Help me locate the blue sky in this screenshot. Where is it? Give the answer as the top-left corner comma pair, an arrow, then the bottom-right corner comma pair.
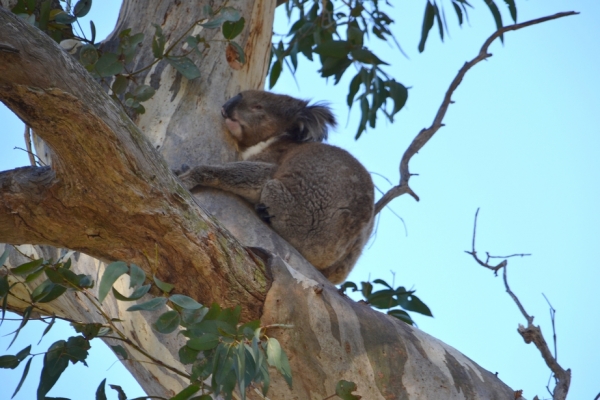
1,1 -> 599,399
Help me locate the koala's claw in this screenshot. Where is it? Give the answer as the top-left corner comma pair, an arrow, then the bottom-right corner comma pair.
256,204 -> 274,224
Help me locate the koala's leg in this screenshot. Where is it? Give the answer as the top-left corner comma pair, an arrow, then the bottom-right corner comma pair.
178,162 -> 276,204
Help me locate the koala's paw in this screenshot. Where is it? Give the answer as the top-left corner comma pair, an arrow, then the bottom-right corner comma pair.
255,203 -> 274,224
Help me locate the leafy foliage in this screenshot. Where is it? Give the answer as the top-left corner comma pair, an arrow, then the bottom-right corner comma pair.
0,251 -> 293,399
340,277 -> 432,325
272,0 -> 519,138
9,1 -> 247,116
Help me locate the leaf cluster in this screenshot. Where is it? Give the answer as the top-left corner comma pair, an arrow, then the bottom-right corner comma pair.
272,0 -> 519,138
340,278 -> 433,325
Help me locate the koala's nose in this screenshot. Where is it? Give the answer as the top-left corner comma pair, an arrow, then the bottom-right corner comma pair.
222,93 -> 242,118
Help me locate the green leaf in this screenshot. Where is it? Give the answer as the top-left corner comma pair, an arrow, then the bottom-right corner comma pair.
387,80 -> 408,116
79,44 -> 98,66
350,48 -> 388,65
266,337 -> 292,388
98,261 -> 128,303
32,280 -> 67,303
7,306 -> 32,349
339,281 -> 358,294
65,335 -> 91,363
170,294 -> 202,310
372,278 -> 392,289
96,378 -> 107,400
347,72 -> 362,107
54,12 -> 76,24
178,345 -> 200,365
314,40 -> 352,58
0,355 -> 19,369
152,24 -> 166,58
367,289 -> 399,309
38,314 -> 56,344
90,20 -> 96,43
452,2 -> 463,25
484,0 -> 504,42
181,306 -> 209,326
112,284 -> 151,301
418,1 -> 436,53
0,275 -> 9,298
170,385 -> 200,400
222,17 -> 245,40
129,264 -> 146,287
503,0 -> 517,22
37,340 -> 69,398
110,345 -> 128,360
360,281 -> 373,298
112,75 -> 128,95
187,333 -> 220,351
72,322 -> 103,339
219,7 -> 241,22
94,52 -> 124,77
397,294 -> 433,316
109,384 -> 127,400
11,356 -> 32,398
165,56 -> 201,80
10,258 -> 44,276
387,309 -> 414,325
153,310 -> 180,334
233,342 -> 247,399
0,249 -> 8,267
269,60 -> 282,89
127,297 -> 168,312
153,275 -> 174,293
73,0 -> 92,18
336,379 -> 360,400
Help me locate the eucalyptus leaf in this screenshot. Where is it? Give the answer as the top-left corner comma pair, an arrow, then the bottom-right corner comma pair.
170,294 -> 202,310
127,297 -> 167,312
165,56 -> 201,80
128,264 -> 146,288
153,275 -> 174,293
94,52 -> 124,77
96,378 -> 107,400
11,356 -> 32,398
153,310 -> 180,334
98,261 -> 128,303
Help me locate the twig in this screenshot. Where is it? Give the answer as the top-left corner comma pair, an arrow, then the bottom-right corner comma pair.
374,11 -> 579,215
24,125 -> 36,166
465,209 -> 571,400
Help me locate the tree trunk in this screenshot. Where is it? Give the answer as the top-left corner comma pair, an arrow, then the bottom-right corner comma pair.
0,2 -> 516,398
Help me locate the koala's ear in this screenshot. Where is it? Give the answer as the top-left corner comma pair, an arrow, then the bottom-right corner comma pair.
290,103 -> 337,142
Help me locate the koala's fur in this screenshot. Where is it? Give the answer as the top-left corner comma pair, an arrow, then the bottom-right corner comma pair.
178,90 -> 374,283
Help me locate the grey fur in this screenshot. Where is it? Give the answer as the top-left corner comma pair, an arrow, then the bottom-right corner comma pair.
179,91 -> 374,284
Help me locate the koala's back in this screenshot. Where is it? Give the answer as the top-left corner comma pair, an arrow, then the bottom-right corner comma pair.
254,141 -> 374,283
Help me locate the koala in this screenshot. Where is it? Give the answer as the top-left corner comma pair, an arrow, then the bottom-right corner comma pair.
178,90 -> 374,284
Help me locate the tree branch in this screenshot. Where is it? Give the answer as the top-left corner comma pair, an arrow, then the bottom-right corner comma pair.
375,11 -> 579,215
466,209 -> 571,400
0,8 -> 268,320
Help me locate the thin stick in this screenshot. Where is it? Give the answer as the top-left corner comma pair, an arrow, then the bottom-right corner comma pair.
375,11 -> 579,215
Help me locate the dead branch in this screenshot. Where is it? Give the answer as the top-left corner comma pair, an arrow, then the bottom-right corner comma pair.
374,11 -> 579,215
465,208 -> 571,400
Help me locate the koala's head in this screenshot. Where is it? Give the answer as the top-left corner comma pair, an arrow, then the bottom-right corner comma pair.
221,90 -> 337,149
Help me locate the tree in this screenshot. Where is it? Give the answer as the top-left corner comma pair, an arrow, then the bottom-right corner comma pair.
0,0 -> 588,399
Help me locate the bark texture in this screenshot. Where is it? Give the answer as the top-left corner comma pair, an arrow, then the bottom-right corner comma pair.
0,2 -> 516,398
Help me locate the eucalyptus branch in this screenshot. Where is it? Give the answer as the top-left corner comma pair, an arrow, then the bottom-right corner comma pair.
465,208 -> 571,400
79,289 -> 191,380
374,11 -> 579,215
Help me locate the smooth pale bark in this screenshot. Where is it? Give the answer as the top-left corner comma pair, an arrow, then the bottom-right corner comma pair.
0,2 -> 516,399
